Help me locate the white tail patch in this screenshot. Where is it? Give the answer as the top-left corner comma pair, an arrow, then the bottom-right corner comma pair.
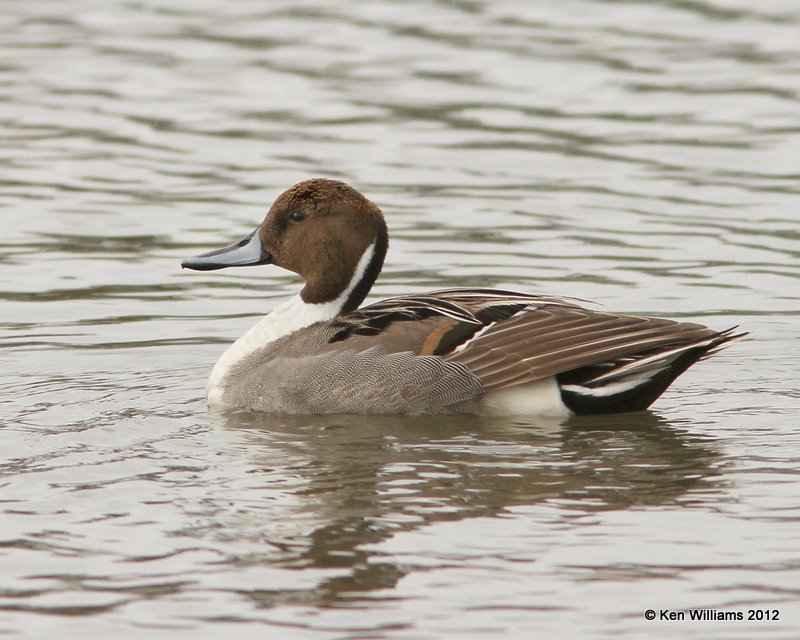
481,376 -> 572,417
561,368 -> 664,398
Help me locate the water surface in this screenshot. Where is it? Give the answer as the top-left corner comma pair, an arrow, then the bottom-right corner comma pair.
2,1 -> 800,638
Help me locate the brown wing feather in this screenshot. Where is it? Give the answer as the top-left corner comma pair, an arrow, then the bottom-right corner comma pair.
324,315 -> 461,355
444,305 -> 718,392
335,290 -> 730,394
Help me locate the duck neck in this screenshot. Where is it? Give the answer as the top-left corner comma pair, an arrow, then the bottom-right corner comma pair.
206,231 -> 387,403
299,224 -> 387,314
342,225 -> 388,313
208,237 -> 384,396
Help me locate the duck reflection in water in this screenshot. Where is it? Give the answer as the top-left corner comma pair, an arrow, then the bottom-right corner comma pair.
204,411 -> 722,606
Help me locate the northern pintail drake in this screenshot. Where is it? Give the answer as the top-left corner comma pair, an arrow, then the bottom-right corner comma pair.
182,178 -> 745,416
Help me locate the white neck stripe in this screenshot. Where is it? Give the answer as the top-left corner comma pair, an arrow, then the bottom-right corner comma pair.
206,241 -> 377,405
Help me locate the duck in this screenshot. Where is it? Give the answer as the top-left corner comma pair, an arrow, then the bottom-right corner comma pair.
181,178 -> 745,416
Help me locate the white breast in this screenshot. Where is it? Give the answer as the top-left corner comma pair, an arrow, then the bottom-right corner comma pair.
206,242 -> 376,407
206,294 -> 335,405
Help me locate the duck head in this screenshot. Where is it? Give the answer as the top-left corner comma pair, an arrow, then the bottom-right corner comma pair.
182,178 -> 388,312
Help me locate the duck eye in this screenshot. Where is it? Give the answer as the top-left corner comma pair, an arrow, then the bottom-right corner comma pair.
290,211 -> 306,222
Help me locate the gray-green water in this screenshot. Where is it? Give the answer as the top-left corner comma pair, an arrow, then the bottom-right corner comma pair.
2,1 -> 799,638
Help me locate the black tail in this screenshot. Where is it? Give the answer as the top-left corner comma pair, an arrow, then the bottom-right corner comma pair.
557,328 -> 747,415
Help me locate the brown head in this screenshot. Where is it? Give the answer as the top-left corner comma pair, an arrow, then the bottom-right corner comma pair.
182,179 -> 388,312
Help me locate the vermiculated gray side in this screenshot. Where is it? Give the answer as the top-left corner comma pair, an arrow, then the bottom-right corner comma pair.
220,326 -> 484,414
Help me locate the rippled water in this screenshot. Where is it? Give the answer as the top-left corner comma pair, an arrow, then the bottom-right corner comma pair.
2,1 -> 800,638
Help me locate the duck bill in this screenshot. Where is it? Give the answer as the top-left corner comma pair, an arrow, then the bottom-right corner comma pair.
181,228 -> 272,271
